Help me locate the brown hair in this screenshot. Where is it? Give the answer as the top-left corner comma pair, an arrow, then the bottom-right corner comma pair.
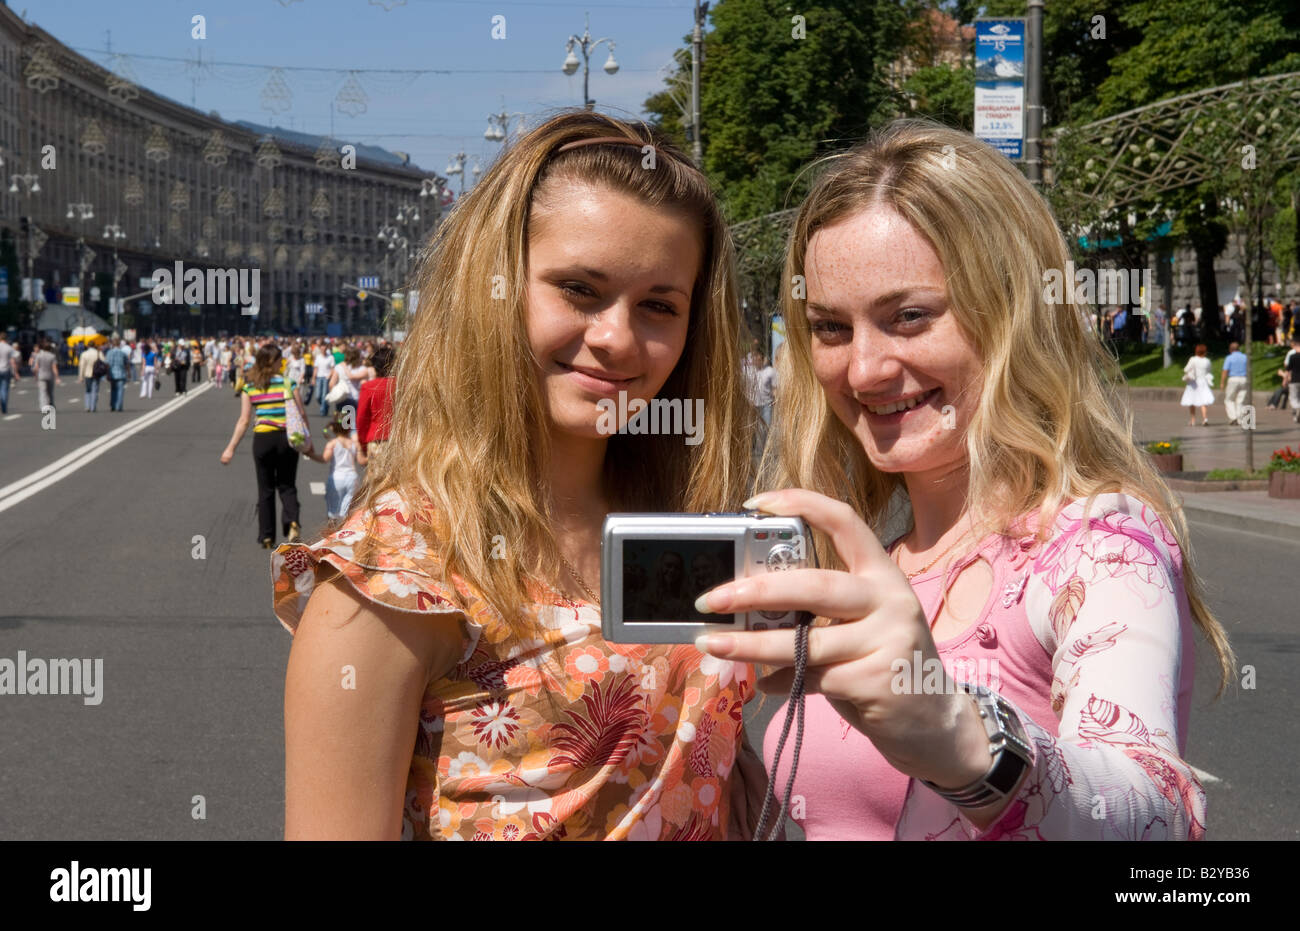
248,343 -> 283,391
1194,344 -> 1208,357
350,109 -> 756,643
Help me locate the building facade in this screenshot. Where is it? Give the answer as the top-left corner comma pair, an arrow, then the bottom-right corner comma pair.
0,2 -> 446,337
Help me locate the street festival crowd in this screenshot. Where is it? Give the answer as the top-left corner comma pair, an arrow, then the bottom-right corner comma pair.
7,114 -> 1300,842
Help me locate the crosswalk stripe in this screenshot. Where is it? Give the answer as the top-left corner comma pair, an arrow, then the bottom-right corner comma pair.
309,482 -> 325,495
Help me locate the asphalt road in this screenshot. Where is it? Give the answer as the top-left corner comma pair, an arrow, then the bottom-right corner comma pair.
0,379 -> 1295,839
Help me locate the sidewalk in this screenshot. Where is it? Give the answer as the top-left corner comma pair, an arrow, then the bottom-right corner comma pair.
1128,388 -> 1300,543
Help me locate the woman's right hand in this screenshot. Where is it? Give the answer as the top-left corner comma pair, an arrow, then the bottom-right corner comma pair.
220,448 -> 234,465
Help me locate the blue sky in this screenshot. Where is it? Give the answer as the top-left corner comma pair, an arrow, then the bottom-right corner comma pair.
18,0 -> 698,177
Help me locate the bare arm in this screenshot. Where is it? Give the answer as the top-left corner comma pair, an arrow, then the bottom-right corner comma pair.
284,575 -> 463,839
221,393 -> 253,463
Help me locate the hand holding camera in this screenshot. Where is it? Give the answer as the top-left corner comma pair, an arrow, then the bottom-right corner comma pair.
690,488 -> 991,791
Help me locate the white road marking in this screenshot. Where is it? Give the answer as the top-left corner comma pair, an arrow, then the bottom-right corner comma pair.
3,414 -> 19,421
309,482 -> 325,495
16,389 -> 28,395
0,382 -> 214,515
1190,765 -> 1221,785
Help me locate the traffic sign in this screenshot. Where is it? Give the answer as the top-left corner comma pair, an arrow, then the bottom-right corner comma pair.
305,302 -> 325,315
358,276 -> 379,290
356,290 -> 368,301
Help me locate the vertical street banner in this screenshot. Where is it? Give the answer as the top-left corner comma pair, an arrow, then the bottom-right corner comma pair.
974,19 -> 1026,160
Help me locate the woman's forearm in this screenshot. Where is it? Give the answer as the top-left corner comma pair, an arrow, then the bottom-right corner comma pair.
226,420 -> 250,451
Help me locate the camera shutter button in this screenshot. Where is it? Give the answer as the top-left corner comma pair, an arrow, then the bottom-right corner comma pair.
765,544 -> 798,571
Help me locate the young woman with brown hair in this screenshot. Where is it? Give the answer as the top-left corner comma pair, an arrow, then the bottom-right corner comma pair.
271,111 -> 765,840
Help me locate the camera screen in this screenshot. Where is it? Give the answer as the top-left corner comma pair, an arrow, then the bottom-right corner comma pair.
621,539 -> 735,623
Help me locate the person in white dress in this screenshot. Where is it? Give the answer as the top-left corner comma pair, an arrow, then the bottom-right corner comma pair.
1181,343 -> 1215,425
305,412 -> 360,525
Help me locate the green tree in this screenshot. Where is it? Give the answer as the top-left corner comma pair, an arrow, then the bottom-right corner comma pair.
646,0 -> 900,222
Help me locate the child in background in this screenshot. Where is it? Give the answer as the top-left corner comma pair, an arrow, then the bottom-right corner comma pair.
306,412 -> 360,525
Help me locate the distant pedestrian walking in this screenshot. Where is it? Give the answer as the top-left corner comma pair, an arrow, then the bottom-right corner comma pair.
78,343 -> 105,412
31,340 -> 62,412
1285,337 -> 1300,424
306,412 -> 360,524
1181,344 -> 1215,426
139,343 -> 157,399
1221,341 -> 1249,425
171,341 -> 190,395
104,337 -> 130,412
0,333 -> 20,414
221,342 -> 303,548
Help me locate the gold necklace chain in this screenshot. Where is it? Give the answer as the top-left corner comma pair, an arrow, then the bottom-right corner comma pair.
558,554 -> 600,605
892,528 -> 972,581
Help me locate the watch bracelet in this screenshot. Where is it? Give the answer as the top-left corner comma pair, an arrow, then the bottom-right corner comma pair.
919,685 -> 1031,809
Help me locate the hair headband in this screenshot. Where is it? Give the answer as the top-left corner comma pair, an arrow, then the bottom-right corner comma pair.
553,134 -> 698,170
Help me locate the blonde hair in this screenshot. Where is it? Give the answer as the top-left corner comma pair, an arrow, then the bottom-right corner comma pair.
764,118 -> 1235,697
352,109 -> 756,642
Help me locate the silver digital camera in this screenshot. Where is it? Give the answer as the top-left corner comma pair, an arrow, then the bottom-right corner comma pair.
600,512 -> 811,644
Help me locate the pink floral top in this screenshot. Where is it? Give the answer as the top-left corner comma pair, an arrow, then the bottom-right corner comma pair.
764,493 -> 1206,840
271,491 -> 756,840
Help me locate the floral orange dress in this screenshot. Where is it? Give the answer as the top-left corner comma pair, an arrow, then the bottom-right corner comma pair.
271,491 -> 758,840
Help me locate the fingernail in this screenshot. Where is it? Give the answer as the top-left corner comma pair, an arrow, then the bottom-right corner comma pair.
742,493 -> 771,510
696,587 -> 734,613
694,634 -> 734,656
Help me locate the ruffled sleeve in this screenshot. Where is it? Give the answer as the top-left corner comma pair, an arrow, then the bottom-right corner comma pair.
896,493 -> 1206,840
270,491 -> 485,663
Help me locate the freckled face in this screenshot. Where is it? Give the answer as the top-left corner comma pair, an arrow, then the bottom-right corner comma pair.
804,206 -> 982,475
526,183 -> 701,441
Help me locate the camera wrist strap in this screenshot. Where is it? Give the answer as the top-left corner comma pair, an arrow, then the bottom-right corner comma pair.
753,611 -> 814,842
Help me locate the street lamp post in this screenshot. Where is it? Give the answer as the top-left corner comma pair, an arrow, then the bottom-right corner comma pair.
444,153 -> 481,199
446,152 -> 467,198
104,222 -> 126,335
11,172 -> 41,319
562,14 -> 619,110
485,101 -> 526,148
67,201 -> 95,336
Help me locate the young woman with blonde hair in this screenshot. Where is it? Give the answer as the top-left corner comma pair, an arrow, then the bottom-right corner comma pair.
695,119 -> 1235,840
271,110 -> 764,840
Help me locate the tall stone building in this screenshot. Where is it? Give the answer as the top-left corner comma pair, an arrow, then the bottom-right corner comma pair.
0,3 -> 447,337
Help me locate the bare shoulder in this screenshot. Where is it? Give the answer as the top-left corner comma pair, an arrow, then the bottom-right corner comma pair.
295,572 -> 464,686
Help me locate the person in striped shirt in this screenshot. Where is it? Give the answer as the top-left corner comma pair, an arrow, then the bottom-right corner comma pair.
221,342 -> 304,548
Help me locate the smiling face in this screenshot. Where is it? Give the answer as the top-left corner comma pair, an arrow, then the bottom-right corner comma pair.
803,205 -> 983,476
526,183 -> 701,442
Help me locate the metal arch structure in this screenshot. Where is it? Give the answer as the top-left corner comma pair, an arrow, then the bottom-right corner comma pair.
726,72 -> 1300,340
1050,71 -> 1300,212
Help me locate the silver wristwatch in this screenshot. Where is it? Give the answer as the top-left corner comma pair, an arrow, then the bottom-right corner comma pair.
920,684 -> 1032,809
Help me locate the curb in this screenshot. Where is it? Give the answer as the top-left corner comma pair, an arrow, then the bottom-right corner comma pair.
1175,494 -> 1300,544
1127,387 -> 1277,404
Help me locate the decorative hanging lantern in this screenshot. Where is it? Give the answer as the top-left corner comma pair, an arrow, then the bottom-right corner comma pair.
334,72 -> 368,117
255,136 -> 282,170
260,68 -> 292,115
169,181 -> 190,212
123,175 -> 144,206
202,130 -> 229,167
263,187 -> 285,218
81,119 -> 108,156
215,187 -> 235,216
144,126 -> 170,162
24,44 -> 59,94
106,55 -> 140,104
309,188 -> 331,219
314,139 -> 340,169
